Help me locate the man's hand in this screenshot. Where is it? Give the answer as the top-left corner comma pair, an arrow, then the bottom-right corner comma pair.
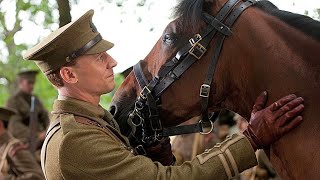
243,91 -> 304,151
145,137 -> 175,165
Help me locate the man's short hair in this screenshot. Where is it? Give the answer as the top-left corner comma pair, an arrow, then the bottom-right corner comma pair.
46,59 -> 77,87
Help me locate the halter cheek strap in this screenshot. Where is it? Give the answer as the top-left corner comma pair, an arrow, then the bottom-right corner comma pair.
128,0 -> 256,150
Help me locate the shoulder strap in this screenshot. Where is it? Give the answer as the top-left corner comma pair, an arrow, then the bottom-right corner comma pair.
41,119 -> 61,179
0,138 -> 20,172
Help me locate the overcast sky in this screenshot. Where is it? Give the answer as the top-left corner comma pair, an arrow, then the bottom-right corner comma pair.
4,0 -> 320,73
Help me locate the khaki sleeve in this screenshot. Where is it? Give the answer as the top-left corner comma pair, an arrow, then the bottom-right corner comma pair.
59,127 -> 257,180
4,143 -> 44,180
7,116 -> 30,143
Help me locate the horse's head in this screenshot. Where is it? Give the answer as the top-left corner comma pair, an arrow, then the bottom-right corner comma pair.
111,0 -> 320,178
111,0 -> 261,134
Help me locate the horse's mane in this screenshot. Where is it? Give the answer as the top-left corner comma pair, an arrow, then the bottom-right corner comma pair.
174,0 -> 320,41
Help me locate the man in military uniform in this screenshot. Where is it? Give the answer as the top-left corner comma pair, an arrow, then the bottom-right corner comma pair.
6,70 -> 49,148
0,107 -> 44,179
24,10 -> 304,179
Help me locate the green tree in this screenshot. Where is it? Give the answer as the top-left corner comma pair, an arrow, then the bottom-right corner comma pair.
0,0 -> 124,111
0,0 -> 57,109
57,0 -> 72,27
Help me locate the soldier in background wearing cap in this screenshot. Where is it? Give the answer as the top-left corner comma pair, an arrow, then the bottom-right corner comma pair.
0,107 -> 44,180
23,10 -> 304,179
6,70 -> 49,151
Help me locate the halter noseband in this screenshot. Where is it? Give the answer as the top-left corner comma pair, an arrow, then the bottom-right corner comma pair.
127,0 -> 256,154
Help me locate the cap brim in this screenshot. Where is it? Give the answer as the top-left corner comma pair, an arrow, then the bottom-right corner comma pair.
18,70 -> 39,76
85,39 -> 114,55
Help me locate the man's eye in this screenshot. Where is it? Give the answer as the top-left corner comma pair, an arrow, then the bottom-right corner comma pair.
163,34 -> 177,45
97,54 -> 104,61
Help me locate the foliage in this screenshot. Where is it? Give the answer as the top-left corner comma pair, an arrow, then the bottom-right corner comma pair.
0,0 -> 57,109
0,0 -> 125,112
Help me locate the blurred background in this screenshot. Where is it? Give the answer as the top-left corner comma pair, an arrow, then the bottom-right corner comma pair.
0,0 -> 319,110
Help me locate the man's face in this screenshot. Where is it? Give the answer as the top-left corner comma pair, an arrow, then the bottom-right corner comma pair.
72,52 -> 117,95
18,79 -> 35,94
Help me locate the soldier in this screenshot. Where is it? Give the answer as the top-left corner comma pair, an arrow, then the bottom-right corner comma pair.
6,70 -> 49,150
0,107 -> 44,179
24,10 -> 304,179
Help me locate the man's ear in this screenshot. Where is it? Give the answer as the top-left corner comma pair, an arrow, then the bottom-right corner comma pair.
60,67 -> 78,84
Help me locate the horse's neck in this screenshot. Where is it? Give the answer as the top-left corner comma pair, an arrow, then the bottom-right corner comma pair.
215,8 -> 320,119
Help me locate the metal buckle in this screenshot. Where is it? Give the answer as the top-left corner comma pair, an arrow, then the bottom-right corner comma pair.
189,34 -> 207,60
199,120 -> 214,135
129,110 -> 143,127
135,145 -> 147,155
189,34 -> 202,45
200,84 -> 210,97
139,86 -> 151,100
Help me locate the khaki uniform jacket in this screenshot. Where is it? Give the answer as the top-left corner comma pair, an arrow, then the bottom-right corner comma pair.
42,96 -> 257,180
6,91 -> 49,143
0,132 -> 44,180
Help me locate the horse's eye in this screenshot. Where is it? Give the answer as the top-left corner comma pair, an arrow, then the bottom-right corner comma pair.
163,34 -> 177,45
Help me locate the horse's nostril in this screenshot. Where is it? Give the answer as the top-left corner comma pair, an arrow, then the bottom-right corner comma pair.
109,105 -> 118,116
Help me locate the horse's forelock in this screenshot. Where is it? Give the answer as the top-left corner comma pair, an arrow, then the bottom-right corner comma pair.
174,0 -> 213,33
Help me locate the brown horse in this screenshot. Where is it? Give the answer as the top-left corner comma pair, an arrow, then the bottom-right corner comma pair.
111,0 -> 320,179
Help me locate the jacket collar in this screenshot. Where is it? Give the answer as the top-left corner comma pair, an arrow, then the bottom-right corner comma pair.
52,95 -> 120,131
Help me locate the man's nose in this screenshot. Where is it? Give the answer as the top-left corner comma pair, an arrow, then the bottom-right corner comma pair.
111,58 -> 118,68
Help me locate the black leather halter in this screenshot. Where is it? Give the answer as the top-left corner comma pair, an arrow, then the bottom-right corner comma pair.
127,0 -> 256,153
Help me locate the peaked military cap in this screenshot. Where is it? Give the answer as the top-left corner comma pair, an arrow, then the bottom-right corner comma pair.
0,107 -> 16,122
23,9 -> 114,75
17,70 -> 38,81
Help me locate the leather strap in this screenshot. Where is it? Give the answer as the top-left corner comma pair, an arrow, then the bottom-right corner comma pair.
41,119 -> 61,179
133,62 -> 149,89
128,0 -> 256,146
201,34 -> 226,122
0,139 -> 20,172
66,34 -> 102,62
152,0 -> 240,98
162,123 -> 203,137
201,0 -> 255,122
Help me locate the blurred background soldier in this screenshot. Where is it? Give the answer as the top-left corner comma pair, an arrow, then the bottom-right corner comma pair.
6,70 -> 49,160
215,110 -> 238,142
0,107 -> 44,180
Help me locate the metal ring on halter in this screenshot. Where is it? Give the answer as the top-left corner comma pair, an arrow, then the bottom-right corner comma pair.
135,101 -> 144,111
199,120 -> 214,135
155,132 -> 163,141
129,111 -> 144,127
